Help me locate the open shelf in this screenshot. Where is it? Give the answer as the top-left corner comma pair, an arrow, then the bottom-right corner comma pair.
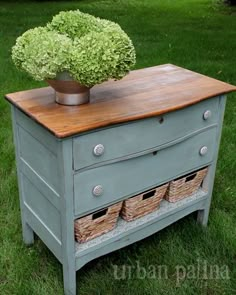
75,189 -> 208,259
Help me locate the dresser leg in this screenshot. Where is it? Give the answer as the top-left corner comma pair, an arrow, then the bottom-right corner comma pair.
58,140 -> 78,295
63,265 -> 76,295
197,208 -> 209,227
22,221 -> 34,245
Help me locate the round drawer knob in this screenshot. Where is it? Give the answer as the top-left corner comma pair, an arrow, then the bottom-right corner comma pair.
93,144 -> 105,156
199,146 -> 208,156
203,110 -> 212,120
92,185 -> 103,196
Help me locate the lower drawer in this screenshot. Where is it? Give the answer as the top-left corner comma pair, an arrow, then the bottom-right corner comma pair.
74,127 -> 217,216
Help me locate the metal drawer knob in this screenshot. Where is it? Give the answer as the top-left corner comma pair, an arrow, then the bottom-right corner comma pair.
199,146 -> 208,156
93,144 -> 105,156
203,110 -> 212,120
92,185 -> 103,196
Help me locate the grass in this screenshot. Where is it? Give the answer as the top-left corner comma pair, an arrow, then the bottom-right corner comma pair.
0,0 -> 236,294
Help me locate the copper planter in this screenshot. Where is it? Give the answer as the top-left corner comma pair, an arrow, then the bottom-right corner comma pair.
47,73 -> 90,106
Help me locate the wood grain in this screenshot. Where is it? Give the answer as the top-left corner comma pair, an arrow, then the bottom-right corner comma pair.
5,64 -> 236,138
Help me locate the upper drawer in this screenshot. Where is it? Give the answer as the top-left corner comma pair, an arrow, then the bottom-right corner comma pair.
74,127 -> 217,216
73,97 -> 219,170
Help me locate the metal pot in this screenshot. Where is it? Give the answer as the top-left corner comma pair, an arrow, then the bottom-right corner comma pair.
47,72 -> 91,106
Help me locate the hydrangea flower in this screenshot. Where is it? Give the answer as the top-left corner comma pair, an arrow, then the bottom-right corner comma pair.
12,10 -> 136,87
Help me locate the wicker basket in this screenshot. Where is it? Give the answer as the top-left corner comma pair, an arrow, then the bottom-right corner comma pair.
165,167 -> 208,203
74,201 -> 122,243
121,183 -> 168,222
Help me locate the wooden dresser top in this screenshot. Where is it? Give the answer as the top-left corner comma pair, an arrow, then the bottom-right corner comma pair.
5,64 -> 236,138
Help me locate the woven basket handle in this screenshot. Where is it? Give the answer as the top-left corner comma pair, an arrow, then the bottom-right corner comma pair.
142,189 -> 156,200
92,208 -> 108,220
185,172 -> 197,183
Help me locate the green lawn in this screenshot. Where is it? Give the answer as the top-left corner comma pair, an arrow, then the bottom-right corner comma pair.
0,0 -> 236,294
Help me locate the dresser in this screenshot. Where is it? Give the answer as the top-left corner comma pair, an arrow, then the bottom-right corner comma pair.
5,64 -> 236,295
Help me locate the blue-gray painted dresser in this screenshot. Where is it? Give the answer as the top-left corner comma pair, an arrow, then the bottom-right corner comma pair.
5,64 -> 236,295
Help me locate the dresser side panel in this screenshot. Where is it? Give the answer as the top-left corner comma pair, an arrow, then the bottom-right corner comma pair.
12,107 -> 63,262
17,123 -> 60,193
15,108 -> 58,153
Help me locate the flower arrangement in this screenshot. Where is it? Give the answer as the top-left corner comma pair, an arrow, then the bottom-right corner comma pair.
12,10 -> 136,87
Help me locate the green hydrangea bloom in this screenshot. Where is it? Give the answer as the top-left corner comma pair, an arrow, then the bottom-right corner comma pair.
47,10 -> 124,40
12,27 -> 73,80
70,30 -> 135,86
12,10 -> 136,86
47,10 -> 101,39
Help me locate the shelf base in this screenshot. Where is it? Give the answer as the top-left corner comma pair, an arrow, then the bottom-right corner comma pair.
75,189 -> 208,270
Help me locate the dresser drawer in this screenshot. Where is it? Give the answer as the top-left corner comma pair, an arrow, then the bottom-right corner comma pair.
73,97 -> 219,170
74,127 -> 217,216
